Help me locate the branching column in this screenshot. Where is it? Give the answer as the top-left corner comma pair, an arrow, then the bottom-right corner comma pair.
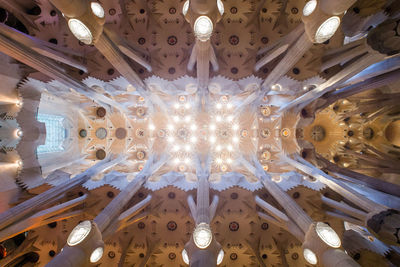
283,154 -> 400,246
184,157 -> 221,267
0,156 -> 123,231
240,157 -> 359,266
46,155 -> 166,267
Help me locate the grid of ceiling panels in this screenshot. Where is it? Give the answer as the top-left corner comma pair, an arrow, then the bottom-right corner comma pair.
36,114 -> 66,154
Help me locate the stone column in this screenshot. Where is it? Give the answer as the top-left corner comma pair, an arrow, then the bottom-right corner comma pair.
0,156 -> 123,231
242,157 -> 359,266
46,155 -> 166,267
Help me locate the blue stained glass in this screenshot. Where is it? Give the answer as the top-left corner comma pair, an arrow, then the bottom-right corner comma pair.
36,114 -> 66,154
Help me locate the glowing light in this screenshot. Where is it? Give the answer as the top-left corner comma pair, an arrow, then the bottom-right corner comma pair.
179,164 -> 187,172
190,136 -> 197,143
173,116 -> 180,122
174,103 -> 180,109
174,158 -> 180,164
148,124 -> 155,131
184,144 -> 191,152
226,158 -> 232,164
185,116 -> 191,122
168,136 -> 175,143
216,145 -> 222,152
194,16 -> 213,42
173,145 -> 180,152
90,247 -> 104,263
217,249 -> 224,265
179,95 -> 186,102
167,124 -> 174,131
227,115 -> 233,122
16,130 -> 23,138
315,16 -> 341,43
190,124 -> 197,131
271,84 -> 282,91
182,249 -> 189,265
67,221 -> 92,246
216,158 -> 222,164
91,2 -> 105,18
303,248 -> 317,265
315,222 -> 341,248
232,124 -> 239,131
220,164 -> 228,172
209,136 -> 216,143
182,0 -> 189,16
303,0 -> 317,16
216,115 -> 222,122
232,136 -> 239,143
15,100 -> 22,107
227,145 -> 233,151
184,158 -> 190,164
68,19 -> 93,45
281,128 -> 290,137
184,103 -> 191,109
217,0 -> 224,15
227,103 -> 233,109
210,124 -> 216,131
216,103 -> 222,109
193,223 -> 212,249
16,160 -> 23,167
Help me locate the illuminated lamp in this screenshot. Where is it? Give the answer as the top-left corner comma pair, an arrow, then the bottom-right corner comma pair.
194,16 -> 213,42
67,220 -> 92,246
193,222 -> 213,249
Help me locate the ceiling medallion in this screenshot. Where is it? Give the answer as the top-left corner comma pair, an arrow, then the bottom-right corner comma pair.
260,106 -> 271,117
281,128 -> 291,137
95,127 -> 107,139
136,107 -> 146,117
136,150 -> 146,160
136,128 -> 146,138
261,128 -> 271,138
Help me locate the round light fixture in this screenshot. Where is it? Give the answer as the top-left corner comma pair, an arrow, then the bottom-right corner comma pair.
217,0 -> 224,15
67,220 -> 92,246
68,19 -> 93,45
16,130 -> 23,138
217,249 -> 224,265
91,2 -> 105,18
315,16 -> 340,43
303,248 -> 317,265
193,222 -> 213,249
315,222 -> 341,248
303,0 -> 317,16
181,249 -> 189,265
194,16 -> 213,42
90,247 -> 104,263
182,0 -> 189,16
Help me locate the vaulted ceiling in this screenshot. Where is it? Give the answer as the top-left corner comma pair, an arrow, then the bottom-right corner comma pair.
0,0 -> 399,266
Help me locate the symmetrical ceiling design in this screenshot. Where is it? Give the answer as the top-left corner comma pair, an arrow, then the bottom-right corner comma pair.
0,0 -> 399,266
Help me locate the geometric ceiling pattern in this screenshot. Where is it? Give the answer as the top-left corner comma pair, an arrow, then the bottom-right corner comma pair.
0,0 -> 399,266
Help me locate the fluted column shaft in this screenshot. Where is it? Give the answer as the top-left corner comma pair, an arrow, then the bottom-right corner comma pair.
260,175 -> 313,233
196,40 -> 211,90
94,174 -> 147,232
196,174 -> 210,224
0,157 -> 122,231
